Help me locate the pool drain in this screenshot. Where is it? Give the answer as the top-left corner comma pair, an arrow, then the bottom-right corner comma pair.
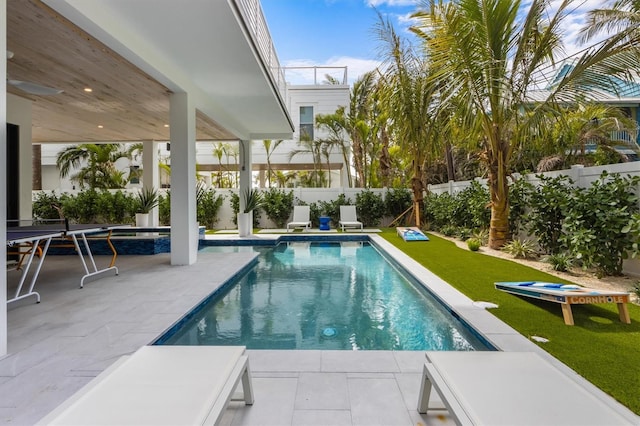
322,327 -> 337,337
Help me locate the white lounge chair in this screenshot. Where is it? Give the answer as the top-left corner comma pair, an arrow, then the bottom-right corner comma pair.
287,205 -> 311,232
38,345 -> 254,426
339,205 -> 363,232
418,351 -> 634,425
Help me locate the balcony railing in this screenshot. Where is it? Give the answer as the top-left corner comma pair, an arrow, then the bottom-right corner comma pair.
235,0 -> 287,100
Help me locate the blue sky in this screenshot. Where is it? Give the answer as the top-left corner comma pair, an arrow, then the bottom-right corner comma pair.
261,0 -> 601,85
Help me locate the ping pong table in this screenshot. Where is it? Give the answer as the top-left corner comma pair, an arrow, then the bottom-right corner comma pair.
7,226 -> 64,304
6,221 -> 123,304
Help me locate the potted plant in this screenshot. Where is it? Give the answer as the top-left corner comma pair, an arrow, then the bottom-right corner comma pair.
238,188 -> 263,237
135,187 -> 159,227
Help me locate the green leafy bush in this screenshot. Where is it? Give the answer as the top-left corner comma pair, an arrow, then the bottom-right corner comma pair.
561,172 -> 640,276
453,181 -> 490,229
262,188 -> 294,228
440,224 -> 457,237
508,177 -> 534,236
384,187 -> 412,224
319,194 -> 352,226
524,175 -> 573,254
158,192 -> 171,225
355,190 -> 385,227
196,187 -> 225,229
32,191 -> 63,220
424,192 -> 456,230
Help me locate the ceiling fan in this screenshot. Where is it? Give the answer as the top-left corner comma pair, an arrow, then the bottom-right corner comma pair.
6,50 -> 64,95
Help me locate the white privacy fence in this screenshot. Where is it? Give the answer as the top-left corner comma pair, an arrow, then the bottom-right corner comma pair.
428,163 -> 640,195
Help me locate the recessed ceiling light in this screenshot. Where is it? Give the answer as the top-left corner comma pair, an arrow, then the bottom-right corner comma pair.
164,124 -> 170,128
84,87 -> 93,92
97,125 -> 104,129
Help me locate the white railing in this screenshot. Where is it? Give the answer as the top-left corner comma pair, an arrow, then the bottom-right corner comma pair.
234,0 -> 287,100
282,66 -> 349,85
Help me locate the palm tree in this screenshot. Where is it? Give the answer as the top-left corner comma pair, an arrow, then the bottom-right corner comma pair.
375,15 -> 442,227
411,0 -> 639,248
56,143 -> 133,189
289,135 -> 325,187
262,139 -> 283,188
579,0 -> 640,46
315,109 -> 353,187
347,72 -> 378,187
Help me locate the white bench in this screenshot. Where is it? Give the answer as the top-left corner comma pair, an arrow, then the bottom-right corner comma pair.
418,351 -> 634,425
38,345 -> 254,426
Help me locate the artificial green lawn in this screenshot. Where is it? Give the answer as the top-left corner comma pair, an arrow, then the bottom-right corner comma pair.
380,229 -> 640,415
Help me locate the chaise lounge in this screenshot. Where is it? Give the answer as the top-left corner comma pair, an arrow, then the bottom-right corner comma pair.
38,345 -> 254,425
338,205 -> 363,232
287,205 -> 311,232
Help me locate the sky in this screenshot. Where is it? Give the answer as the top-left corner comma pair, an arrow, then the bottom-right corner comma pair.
260,0 -> 606,85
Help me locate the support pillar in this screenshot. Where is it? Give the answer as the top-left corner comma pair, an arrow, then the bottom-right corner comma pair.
143,140 -> 159,226
169,93 -> 197,265
1,0 -> 8,357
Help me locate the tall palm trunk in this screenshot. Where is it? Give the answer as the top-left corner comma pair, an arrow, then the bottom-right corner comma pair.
487,138 -> 510,249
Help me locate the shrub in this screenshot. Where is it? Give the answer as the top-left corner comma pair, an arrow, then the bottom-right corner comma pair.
457,228 -> 473,241
440,225 -> 457,237
544,252 -> 574,272
384,187 -> 412,224
466,238 -> 481,251
158,192 -> 171,225
473,229 -> 489,246
561,172 -> 640,276
196,188 -> 225,229
508,176 -> 534,236
355,190 -> 385,227
319,194 -> 352,226
501,239 -> 537,259
453,181 -> 490,229
424,192 -> 456,230
524,175 -> 573,254
262,188 -> 294,228
32,191 -> 62,221
60,189 -> 101,223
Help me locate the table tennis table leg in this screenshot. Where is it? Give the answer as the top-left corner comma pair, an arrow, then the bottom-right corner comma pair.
8,237 -> 52,304
71,232 -> 118,288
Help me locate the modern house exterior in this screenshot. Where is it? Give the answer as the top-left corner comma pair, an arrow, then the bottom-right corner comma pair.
2,0 -> 296,357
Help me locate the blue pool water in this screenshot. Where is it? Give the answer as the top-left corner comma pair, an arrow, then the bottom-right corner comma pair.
157,241 -> 491,351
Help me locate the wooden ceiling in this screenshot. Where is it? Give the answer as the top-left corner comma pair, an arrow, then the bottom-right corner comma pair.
7,0 -> 237,143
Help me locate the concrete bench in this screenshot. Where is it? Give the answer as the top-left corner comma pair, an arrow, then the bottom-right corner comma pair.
418,351 -> 634,425
38,345 -> 254,425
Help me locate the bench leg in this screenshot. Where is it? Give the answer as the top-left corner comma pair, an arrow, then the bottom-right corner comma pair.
561,304 -> 574,325
417,363 -> 433,414
242,362 -> 254,405
618,302 -> 631,324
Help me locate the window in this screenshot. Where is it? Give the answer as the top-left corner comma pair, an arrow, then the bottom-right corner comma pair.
299,106 -> 314,140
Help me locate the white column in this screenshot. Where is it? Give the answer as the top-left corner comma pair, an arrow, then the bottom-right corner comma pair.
143,140 -> 159,226
169,93 -> 197,265
238,140 -> 252,212
1,0 -> 8,357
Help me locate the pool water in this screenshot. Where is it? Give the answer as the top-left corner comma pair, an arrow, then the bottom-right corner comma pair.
158,241 -> 490,351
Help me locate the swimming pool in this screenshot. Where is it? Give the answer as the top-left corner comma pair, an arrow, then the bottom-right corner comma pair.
156,241 -> 491,351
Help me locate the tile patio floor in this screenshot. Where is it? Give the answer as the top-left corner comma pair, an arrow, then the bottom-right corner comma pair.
2,239 -> 638,425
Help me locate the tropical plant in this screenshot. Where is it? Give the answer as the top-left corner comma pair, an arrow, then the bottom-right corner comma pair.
135,187 -> 159,213
315,110 -> 352,187
376,17 -> 441,227
241,188 -> 263,213
56,143 -> 134,189
262,188 -> 294,228
501,239 -> 537,259
524,175 -> 574,254
32,191 -> 63,220
289,136 -> 325,187
196,186 -> 224,229
544,252 -> 574,272
466,238 -> 481,251
560,172 -> 640,276
158,192 -> 171,225
385,187 -> 413,225
412,0 -> 640,249
262,139 -> 283,188
355,190 -> 385,227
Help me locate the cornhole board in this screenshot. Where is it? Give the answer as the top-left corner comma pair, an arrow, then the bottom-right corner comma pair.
495,281 -> 631,326
397,227 -> 429,241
